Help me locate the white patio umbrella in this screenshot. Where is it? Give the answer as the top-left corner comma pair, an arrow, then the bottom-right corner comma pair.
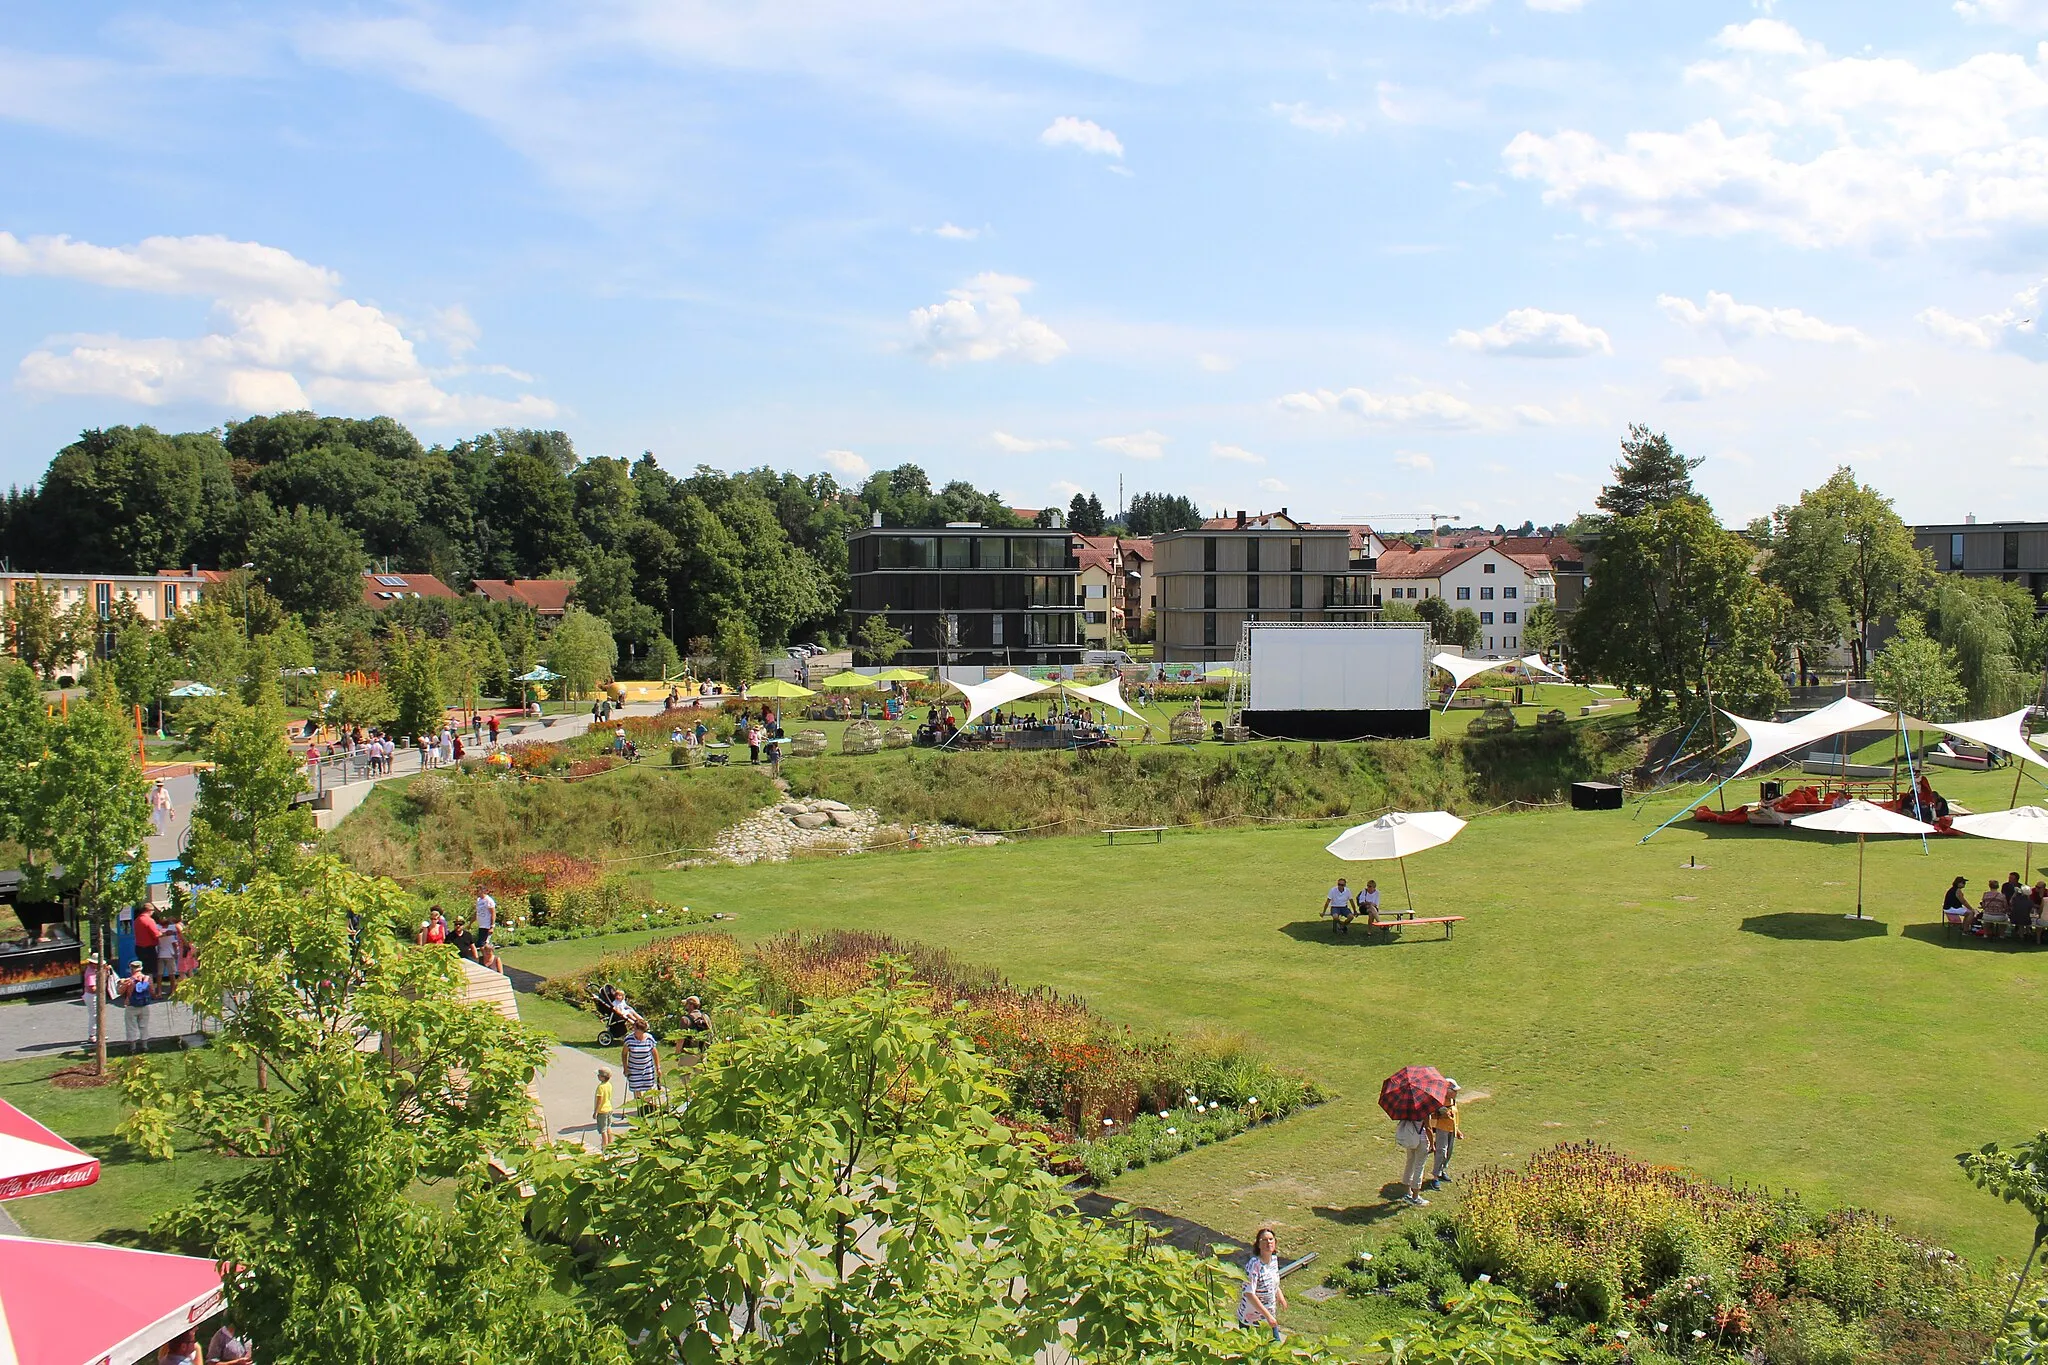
1325,810 -> 1468,915
1788,800 -> 1937,920
1950,805 -> 2048,881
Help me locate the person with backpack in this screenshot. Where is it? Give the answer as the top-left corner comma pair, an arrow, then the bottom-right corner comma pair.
1394,1113 -> 1431,1207
115,960 -> 155,1054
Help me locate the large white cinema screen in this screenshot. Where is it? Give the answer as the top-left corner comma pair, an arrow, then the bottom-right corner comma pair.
1246,623 -> 1429,713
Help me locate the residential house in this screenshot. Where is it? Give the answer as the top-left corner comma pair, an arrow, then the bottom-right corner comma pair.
1150,510 -> 1375,662
1073,535 -> 1122,648
1372,544 -> 1554,657
1117,537 -> 1154,641
0,569 -> 211,675
361,570 -> 459,608
472,578 -> 576,618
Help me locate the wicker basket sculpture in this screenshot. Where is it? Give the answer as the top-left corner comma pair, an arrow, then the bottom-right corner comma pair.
842,719 -> 883,756
1169,706 -> 1207,745
790,729 -> 828,757
882,724 -> 914,750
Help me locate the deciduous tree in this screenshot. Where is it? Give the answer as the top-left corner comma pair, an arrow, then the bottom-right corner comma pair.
548,606 -> 618,700
712,613 -> 761,688
1870,623 -> 1967,723
3,577 -> 62,678
1757,468 -> 1928,677
383,628 -> 446,738
251,505 -> 367,619
854,607 -> 910,666
183,699 -> 313,888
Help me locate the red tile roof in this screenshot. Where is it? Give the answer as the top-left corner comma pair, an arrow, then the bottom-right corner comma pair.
360,571 -> 458,606
1373,546 -> 1484,579
472,577 -> 575,615
1117,537 -> 1153,560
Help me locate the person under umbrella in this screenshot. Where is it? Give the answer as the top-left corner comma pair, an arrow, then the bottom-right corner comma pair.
1326,812 -> 1468,918
1380,1065 -> 1452,1207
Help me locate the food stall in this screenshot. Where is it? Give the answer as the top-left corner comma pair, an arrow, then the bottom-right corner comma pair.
0,869 -> 82,999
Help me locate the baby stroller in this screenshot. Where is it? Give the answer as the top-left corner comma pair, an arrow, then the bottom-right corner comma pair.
588,983 -> 647,1047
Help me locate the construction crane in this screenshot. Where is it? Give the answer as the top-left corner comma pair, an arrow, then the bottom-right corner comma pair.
1339,512 -> 1451,540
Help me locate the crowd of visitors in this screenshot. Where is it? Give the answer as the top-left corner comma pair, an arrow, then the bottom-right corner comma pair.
1944,871 -> 2046,938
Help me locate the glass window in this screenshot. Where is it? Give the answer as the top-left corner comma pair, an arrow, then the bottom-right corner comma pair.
95,583 -> 111,620
1480,587 -> 1494,600
1246,575 -> 1261,609
2006,531 -> 2021,571
942,575 -> 962,610
1289,538 -> 1303,571
1951,532 -> 1965,570
1482,562 -> 1496,574
976,537 -> 1006,569
1480,611 -> 1494,624
1203,612 -> 1216,647
992,614 -> 1005,646
1203,538 -> 1217,571
1246,538 -> 1260,572
1504,611 -> 1518,624
941,537 -> 970,569
1203,575 -> 1217,609
1290,575 -> 1303,609
1504,586 -> 1517,599
163,584 -> 177,612
1456,586 -> 1470,600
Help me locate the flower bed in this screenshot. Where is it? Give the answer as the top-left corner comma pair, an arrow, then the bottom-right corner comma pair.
1330,1142 -> 2001,1361
539,927 -> 1322,1179
463,852 -> 701,941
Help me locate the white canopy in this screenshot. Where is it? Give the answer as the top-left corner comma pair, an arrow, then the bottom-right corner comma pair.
1058,676 -> 1148,726
1431,653 -> 1497,688
1725,696 -> 1898,776
1950,805 -> 2048,843
1519,655 -> 1569,680
947,670 -> 1051,727
1789,799 -> 1937,837
1937,707 -> 2048,771
1326,810 -> 1468,861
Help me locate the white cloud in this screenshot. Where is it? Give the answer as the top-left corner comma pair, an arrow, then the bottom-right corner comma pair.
1371,0 -> 1490,15
907,273 -> 1068,365
1394,451 -> 1435,470
1525,0 -> 1586,10
1955,0 -> 2048,28
932,222 -> 980,240
0,231 -> 339,302
9,232 -> 553,424
1658,290 -> 1870,346
1095,430 -> 1169,459
1279,386 -> 1483,427
1450,308 -> 1612,357
1712,19 -> 1818,56
1514,404 -> 1558,425
1258,477 -> 1290,493
1040,115 -> 1123,158
1050,479 -> 1087,499
1271,101 -> 1351,134
1662,355 -> 1764,401
427,303 -> 482,356
821,449 -> 869,475
1917,279 -> 2044,352
1503,28 -> 2048,249
990,430 -> 1072,453
1196,352 -> 1234,372
1211,442 -> 1265,464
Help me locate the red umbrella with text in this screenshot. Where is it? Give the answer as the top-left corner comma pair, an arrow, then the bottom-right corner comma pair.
0,1096 -> 97,1200
1379,1065 -> 1452,1122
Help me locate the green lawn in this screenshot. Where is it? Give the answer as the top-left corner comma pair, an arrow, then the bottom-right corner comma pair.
501,760 -> 2042,1333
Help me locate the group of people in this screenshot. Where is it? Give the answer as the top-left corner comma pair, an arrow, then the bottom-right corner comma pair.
1319,877 -> 1384,933
590,991 -> 714,1148
1944,871 -> 2046,937
155,1320 -> 253,1365
414,890 -> 504,971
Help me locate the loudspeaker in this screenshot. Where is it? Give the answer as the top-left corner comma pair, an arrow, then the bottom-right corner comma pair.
1570,781 -> 1624,811
1759,780 -> 1784,804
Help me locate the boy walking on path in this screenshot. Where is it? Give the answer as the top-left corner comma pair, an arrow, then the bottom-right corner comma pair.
593,1067 -> 616,1149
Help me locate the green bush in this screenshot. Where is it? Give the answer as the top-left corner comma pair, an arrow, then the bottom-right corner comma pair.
1329,1217 -> 1466,1311
1750,1296 -> 1880,1365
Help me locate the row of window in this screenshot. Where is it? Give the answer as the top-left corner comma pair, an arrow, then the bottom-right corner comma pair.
859,535 -> 1072,572
1950,530 -> 2027,572
1383,585 -> 1520,600
1200,611 -> 1308,645
1479,611 -> 1518,624
1203,537 -> 1306,572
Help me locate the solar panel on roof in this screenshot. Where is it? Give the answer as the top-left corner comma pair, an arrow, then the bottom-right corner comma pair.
374,575 -> 407,587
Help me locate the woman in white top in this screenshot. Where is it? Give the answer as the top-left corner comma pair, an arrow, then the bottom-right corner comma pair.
1360,880 -> 1381,923
1237,1227 -> 1285,1341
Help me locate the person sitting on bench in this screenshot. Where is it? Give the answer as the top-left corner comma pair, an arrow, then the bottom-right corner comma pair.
1323,878 -> 1357,934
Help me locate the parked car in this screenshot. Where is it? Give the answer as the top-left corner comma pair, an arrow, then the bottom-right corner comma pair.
1082,649 -> 1135,666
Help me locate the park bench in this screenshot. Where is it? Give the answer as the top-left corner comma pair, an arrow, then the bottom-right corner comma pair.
1366,915 -> 1465,941
1104,826 -> 1167,845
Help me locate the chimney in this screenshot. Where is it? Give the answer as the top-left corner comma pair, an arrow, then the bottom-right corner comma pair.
1236,510 -> 1247,528
871,510 -> 882,528
1965,514 -> 1977,525
1280,507 -> 1289,520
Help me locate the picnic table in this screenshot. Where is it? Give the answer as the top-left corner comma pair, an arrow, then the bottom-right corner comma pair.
1103,826 -> 1166,845
1365,914 -> 1464,941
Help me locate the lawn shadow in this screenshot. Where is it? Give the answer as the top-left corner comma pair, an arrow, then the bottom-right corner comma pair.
503,965 -> 547,994
1310,1185 -> 1410,1231
1900,923 -> 2047,951
1276,922 -> 1445,949
1739,912 -> 1888,941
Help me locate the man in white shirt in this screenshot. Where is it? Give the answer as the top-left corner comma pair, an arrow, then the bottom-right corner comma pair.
1324,878 -> 1357,935
473,890 -> 497,948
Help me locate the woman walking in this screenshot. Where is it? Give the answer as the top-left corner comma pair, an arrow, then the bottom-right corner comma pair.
1395,1114 -> 1431,1206
1236,1227 -> 1286,1342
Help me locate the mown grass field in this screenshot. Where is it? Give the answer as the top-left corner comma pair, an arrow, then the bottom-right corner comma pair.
501,757 -> 2046,1334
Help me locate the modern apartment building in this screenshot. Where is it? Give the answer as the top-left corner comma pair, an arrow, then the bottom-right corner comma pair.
847,524 -> 1082,667
1150,511 -> 1376,662
0,569 -> 211,674
1913,520 -> 2048,607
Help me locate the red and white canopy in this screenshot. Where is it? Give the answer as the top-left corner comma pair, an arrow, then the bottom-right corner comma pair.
0,1235 -> 224,1365
0,1098 -> 97,1201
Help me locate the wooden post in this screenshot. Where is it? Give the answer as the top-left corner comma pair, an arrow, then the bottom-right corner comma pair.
134,704 -> 145,767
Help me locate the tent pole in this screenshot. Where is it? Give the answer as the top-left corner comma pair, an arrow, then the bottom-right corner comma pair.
2012,758 -> 2026,812
1899,717 -> 1930,856
1639,773 -> 1735,845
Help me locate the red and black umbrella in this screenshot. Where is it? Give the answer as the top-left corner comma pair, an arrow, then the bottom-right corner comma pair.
1379,1066 -> 1451,1122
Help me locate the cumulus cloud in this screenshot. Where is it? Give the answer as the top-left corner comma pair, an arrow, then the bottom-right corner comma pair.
1658,291 -> 1870,346
1095,430 -> 1169,459
1210,442 -> 1265,464
1662,355 -> 1764,401
821,449 -> 869,475
1271,101 -> 1352,134
8,232 -> 553,423
907,273 -> 1067,365
931,222 -> 980,240
990,431 -> 1071,453
1954,0 -> 2048,27
1502,26 -> 2048,249
1258,477 -> 1290,493
1040,116 -> 1123,158
1394,451 -> 1435,470
1450,308 -> 1612,357
1917,279 -> 2044,352
1278,386 -> 1482,427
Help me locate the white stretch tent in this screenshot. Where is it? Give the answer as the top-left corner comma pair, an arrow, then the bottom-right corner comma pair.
1939,707 -> 2048,771
1059,676 -> 1148,726
1724,696 -> 1898,776
1431,652 -> 1500,712
948,670 -> 1051,728
1519,655 -> 1569,681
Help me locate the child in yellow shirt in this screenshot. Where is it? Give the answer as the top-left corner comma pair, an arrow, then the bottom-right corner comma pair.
1427,1081 -> 1461,1187
594,1068 -> 616,1150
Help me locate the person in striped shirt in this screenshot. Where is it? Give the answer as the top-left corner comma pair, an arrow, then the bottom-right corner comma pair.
621,1017 -> 663,1107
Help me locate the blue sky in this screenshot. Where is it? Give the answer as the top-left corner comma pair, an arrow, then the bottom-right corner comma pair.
4,1 -> 2048,532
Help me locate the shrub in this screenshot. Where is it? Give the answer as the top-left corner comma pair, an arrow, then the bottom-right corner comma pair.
1749,1295 -> 1880,1365
538,932 -> 747,1032
1329,1216 -> 1467,1311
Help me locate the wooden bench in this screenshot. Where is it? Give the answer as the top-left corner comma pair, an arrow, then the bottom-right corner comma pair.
1104,825 -> 1167,845
1367,915 -> 1465,941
